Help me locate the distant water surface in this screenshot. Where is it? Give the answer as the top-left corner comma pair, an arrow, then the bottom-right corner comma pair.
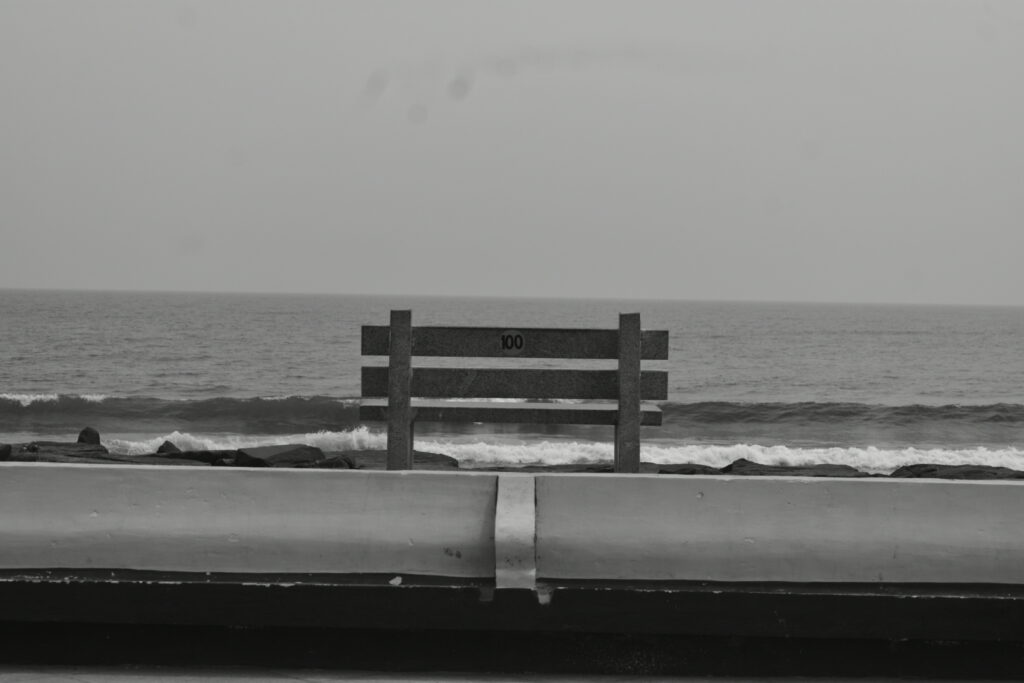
1,289 -> 1021,472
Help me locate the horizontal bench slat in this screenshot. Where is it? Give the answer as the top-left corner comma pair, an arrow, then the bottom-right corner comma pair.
362,326 -> 668,360
362,367 -> 668,401
360,399 -> 663,426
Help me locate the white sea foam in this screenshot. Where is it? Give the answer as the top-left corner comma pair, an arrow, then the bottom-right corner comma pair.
104,430 -> 1024,475
440,398 -> 528,403
0,392 -> 109,406
0,393 -> 61,406
108,427 -> 387,456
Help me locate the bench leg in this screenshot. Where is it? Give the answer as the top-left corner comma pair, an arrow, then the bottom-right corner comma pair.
387,417 -> 414,470
386,309 -> 414,471
615,312 -> 641,473
614,422 -> 640,473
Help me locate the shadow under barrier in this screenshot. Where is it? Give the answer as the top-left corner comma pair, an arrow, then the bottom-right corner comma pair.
3,622 -> 1024,679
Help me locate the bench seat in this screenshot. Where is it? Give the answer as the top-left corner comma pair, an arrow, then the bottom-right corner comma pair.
359,398 -> 663,426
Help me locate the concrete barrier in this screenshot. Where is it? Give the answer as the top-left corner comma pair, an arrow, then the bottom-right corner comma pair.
536,474 -> 1024,583
0,463 -> 497,577
6,464 -> 1024,587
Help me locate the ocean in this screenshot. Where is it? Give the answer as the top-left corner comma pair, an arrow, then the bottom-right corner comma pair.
1,289 -> 1022,474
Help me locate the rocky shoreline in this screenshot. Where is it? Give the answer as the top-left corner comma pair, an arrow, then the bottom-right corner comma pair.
2,427 -> 1024,480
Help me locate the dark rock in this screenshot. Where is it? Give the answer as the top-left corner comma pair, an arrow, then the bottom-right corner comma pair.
890,464 -> 1024,480
0,443 -> 11,461
658,463 -> 723,476
156,449 -> 232,465
77,427 -> 101,445
345,450 -> 460,470
457,461 -> 693,474
12,453 -> 114,464
533,463 -> 615,473
16,441 -> 109,458
231,452 -> 269,467
156,440 -> 182,454
298,454 -> 356,469
8,442 -> 196,466
484,463 -> 617,473
235,444 -> 325,468
720,458 -> 868,478
122,455 -> 210,466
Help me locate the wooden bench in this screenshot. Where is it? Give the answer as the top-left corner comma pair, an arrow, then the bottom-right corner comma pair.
360,310 -> 668,472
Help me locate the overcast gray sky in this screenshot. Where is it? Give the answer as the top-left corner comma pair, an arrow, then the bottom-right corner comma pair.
1,1 -> 1022,305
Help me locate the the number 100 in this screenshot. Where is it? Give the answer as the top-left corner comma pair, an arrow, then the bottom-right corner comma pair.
501,334 -> 524,351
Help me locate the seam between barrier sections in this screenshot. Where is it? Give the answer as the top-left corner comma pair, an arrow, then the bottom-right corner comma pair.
494,474 -> 537,592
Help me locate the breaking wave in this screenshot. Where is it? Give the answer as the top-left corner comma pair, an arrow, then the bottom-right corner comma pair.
0,394 -> 359,433
4,396 -> 1022,455
101,429 -> 1024,475
666,401 -> 1024,425
0,393 -> 109,407
107,427 -> 386,456
3,394 -> 1022,425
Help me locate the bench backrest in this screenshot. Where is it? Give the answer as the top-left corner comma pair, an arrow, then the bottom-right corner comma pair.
361,310 -> 668,472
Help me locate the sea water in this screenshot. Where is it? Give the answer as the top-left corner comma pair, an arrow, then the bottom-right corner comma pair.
1,289 -> 1022,474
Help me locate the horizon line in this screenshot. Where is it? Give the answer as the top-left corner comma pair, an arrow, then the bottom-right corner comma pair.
1,285 -> 1021,310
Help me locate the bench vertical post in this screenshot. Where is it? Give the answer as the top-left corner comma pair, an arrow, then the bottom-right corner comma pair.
615,312 -> 641,473
386,309 -> 414,470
